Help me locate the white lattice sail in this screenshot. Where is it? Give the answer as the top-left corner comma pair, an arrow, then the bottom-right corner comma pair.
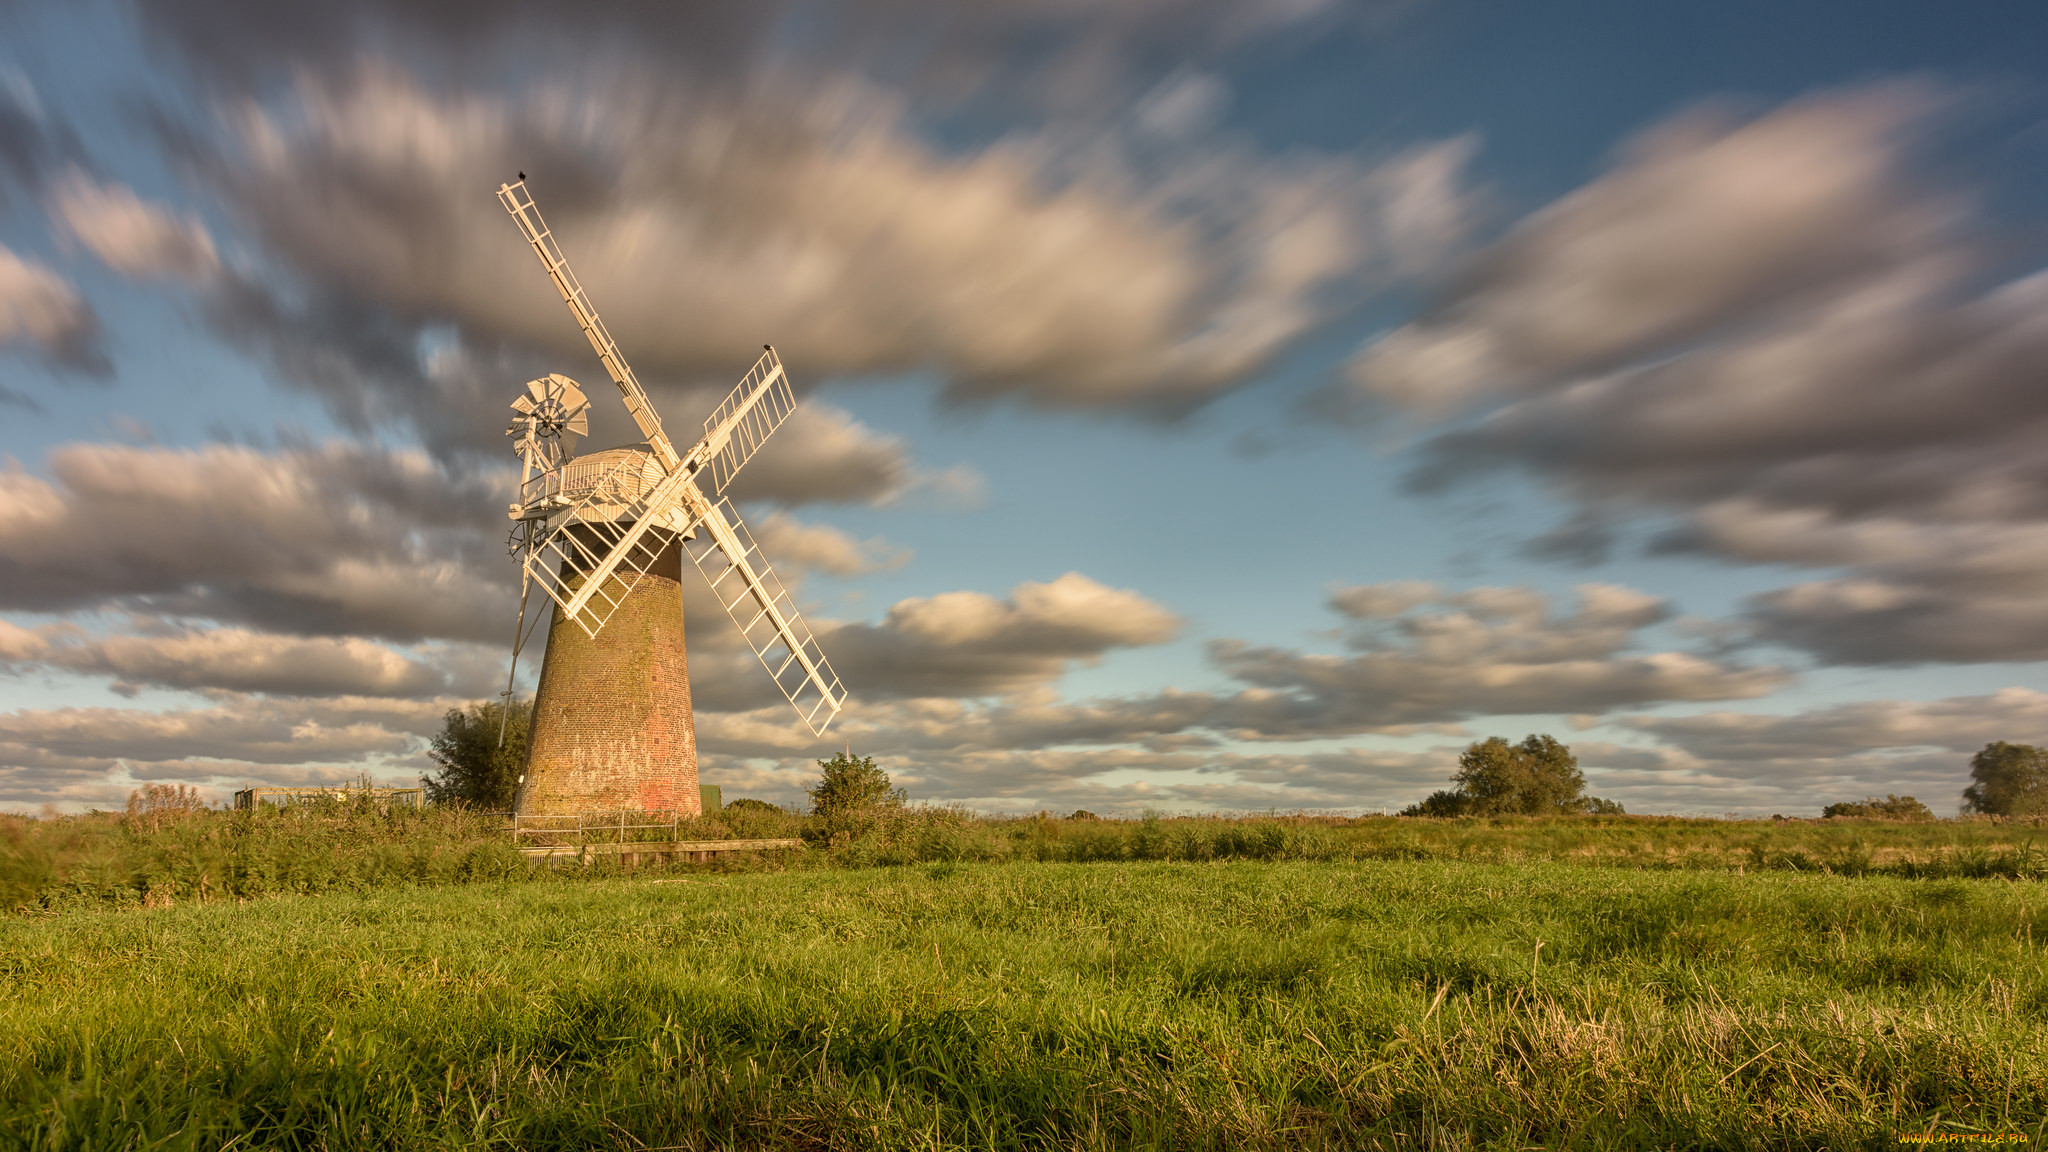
685,497 -> 847,736
496,178 -> 847,735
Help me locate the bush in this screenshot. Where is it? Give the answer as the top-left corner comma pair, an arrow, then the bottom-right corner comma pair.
805,752 -> 904,817
125,784 -> 208,833
1401,790 -> 1472,818
1824,795 -> 1935,821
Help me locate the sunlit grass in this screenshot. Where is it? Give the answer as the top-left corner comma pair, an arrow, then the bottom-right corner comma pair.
2,859 -> 2044,1148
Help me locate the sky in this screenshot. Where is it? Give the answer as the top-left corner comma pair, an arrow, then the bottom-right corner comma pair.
1,0 -> 2046,816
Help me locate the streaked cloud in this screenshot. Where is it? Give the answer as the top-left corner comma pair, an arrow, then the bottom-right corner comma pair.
819,572 -> 1184,701
684,579 -> 1793,806
0,80 -> 81,204
25,626 -> 494,699
1614,688 -> 2048,764
0,694 -> 448,809
176,61 -> 1470,415
2,4 -> 2041,820
133,0 -> 1354,116
1347,84 -> 1944,414
1203,581 -> 1787,736
49,170 -> 220,282
0,243 -> 105,373
0,440 -> 512,642
748,512 -> 909,578
1344,82 -> 2048,666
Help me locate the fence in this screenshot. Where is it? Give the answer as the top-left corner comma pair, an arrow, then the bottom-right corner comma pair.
234,786 -> 424,811
510,810 -> 690,847
508,809 -> 801,865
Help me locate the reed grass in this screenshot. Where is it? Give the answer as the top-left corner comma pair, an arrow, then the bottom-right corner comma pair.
0,800 -> 526,915
2,859 -> 2042,1149
4,802 -> 2046,918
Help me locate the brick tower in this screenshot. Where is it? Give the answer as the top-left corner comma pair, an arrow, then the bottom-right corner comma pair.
513,527 -> 701,818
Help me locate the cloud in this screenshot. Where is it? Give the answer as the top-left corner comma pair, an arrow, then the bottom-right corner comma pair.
0,618 -> 54,662
1414,253 -> 2048,663
680,577 -> 1791,812
1326,578 -> 1439,618
1617,688 -> 2048,765
49,169 -> 221,282
1559,688 -> 2048,815
0,243 -> 106,372
0,440 -> 515,642
31,626 -> 494,698
870,742 -> 1454,813
721,403 -> 927,507
0,77 -> 82,203
1347,83 -> 1945,414
746,511 -> 908,577
1201,581 -> 1787,736
760,685 -> 2036,816
693,737 -> 1453,815
134,0 -> 1348,117
691,578 -> 1785,781
0,432 -> 910,703
665,572 -> 1183,714
0,693 -> 446,809
1664,504 -> 2048,664
1133,70 -> 1230,140
1412,263 -> 2048,514
1342,83 -> 2048,666
173,58 -> 1470,415
721,688 -> 1229,760
816,572 -> 1184,700
208,271 -> 945,504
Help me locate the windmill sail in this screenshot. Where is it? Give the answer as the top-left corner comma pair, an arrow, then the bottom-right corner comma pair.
685,496 -> 847,735
497,177 -> 847,735
695,348 -> 797,498
498,181 -> 681,471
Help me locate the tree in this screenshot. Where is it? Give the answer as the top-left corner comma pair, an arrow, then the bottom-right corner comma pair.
1453,734 -> 1587,815
424,699 -> 530,810
1401,734 -> 1620,817
1823,794 -> 1934,821
1962,742 -> 2048,817
805,751 -> 904,816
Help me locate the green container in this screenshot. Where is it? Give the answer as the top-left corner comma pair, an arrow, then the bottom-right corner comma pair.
698,785 -> 722,813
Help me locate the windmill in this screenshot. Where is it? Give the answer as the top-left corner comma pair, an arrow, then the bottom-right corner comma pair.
494,177 -> 847,817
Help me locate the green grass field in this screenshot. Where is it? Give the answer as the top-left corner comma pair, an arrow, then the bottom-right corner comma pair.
4,853 -> 2044,1149
8,803 -> 2048,917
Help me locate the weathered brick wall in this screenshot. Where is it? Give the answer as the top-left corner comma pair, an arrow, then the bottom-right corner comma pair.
514,553 -> 700,817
